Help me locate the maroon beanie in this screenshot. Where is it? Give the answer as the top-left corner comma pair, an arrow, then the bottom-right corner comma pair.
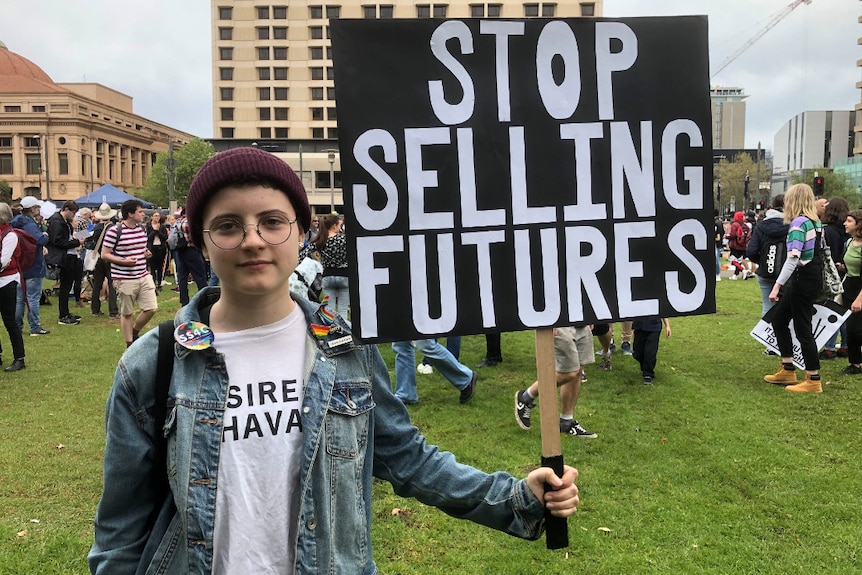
186,147 -> 311,248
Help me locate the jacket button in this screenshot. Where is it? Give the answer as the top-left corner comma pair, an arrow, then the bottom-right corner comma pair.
320,357 -> 326,362
307,518 -> 317,530
303,406 -> 310,414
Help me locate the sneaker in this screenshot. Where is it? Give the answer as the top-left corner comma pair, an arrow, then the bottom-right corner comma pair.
515,390 -> 533,430
608,340 -> 617,354
643,375 -> 654,385
109,313 -> 120,318
459,371 -> 478,403
763,348 -> 778,356
716,274 -> 722,282
70,314 -> 82,320
29,328 -> 50,336
581,370 -> 588,383
743,270 -> 755,280
599,354 -> 611,371
840,364 -> 862,375
621,341 -> 633,356
417,363 -> 433,375
58,315 -> 80,325
92,311 -> 105,316
561,419 -> 597,438
729,274 -> 738,280
838,347 -> 849,358
819,349 -> 837,360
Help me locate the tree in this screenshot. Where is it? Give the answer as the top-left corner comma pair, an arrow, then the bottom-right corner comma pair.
791,168 -> 860,206
0,180 -> 10,205
714,153 -> 771,215
139,138 -> 216,208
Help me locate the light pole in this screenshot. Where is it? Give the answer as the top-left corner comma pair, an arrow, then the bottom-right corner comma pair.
328,149 -> 336,213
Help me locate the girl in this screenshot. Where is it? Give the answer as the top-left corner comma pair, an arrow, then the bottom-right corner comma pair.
839,209 -> 862,375
764,183 -> 823,393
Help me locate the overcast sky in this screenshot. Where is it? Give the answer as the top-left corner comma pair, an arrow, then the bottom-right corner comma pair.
2,0 -> 857,153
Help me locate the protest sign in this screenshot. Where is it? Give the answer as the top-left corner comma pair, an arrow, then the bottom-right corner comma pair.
751,300 -> 850,368
331,16 -> 714,343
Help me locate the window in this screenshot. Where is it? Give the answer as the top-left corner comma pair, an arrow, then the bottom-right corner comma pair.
316,170 -> 342,187
221,127 -> 235,138
58,153 -> 69,175
380,5 -> 393,18
220,107 -> 234,121
259,87 -> 271,100
219,47 -> 233,60
311,107 -> 324,120
311,67 -> 324,80
327,127 -> 339,139
258,47 -> 270,60
416,4 -> 430,17
310,26 -> 324,39
258,67 -> 271,80
0,154 -> 12,174
260,127 -> 272,138
259,107 -> 271,120
220,87 -> 234,101
219,27 -> 232,40
542,3 -> 555,16
470,4 -> 483,17
488,4 -> 501,17
275,127 -> 288,138
310,5 -> 323,18
274,107 -> 289,120
327,67 -> 335,80
312,127 -> 325,139
257,26 -> 270,40
32,105 -> 46,112
274,87 -> 288,100
273,67 -> 288,80
433,5 -> 447,17
579,2 -> 594,16
274,47 -> 288,60
273,26 -> 287,39
219,67 -> 233,81
26,154 -> 41,174
326,46 -> 333,59
0,137 -> 10,147
257,5 -> 269,18
524,3 -> 538,16
273,6 -> 287,18
311,87 -> 324,101
24,136 -> 39,148
4,106 -> 21,112
326,6 -> 340,19
326,87 -> 336,100
310,47 -> 324,60
218,6 -> 232,19
327,107 -> 337,120
363,5 -> 376,18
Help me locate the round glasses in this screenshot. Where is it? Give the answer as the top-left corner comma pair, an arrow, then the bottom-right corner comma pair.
203,213 -> 297,250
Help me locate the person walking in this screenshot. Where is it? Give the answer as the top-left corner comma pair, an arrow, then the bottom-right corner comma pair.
391,339 -> 478,404
12,196 -> 50,336
46,201 -> 84,325
313,214 -> 350,319
89,146 -> 579,574
100,200 -> 158,346
764,183 -> 824,393
146,211 -> 168,294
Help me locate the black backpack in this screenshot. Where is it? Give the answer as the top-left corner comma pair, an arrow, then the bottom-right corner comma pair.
759,235 -> 787,280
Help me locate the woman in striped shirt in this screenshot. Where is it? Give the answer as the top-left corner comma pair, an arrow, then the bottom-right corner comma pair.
764,183 -> 824,393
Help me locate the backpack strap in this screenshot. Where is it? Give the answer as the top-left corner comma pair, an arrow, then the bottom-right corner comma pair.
146,319 -> 176,531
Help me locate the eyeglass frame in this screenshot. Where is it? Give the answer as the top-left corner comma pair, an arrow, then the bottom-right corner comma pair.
202,214 -> 298,250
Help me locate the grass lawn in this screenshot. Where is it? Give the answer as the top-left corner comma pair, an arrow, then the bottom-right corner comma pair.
1,277 -> 860,574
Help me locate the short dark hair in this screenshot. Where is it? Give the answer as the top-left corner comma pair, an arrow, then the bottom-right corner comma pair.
771,194 -> 784,210
121,199 -> 143,219
61,200 -> 79,213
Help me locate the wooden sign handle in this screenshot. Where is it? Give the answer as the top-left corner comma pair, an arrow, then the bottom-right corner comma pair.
535,328 -> 569,550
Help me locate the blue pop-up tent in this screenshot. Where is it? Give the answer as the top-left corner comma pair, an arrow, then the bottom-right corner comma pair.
74,183 -> 153,208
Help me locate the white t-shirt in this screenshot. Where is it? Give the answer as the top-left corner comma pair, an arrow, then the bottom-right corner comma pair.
212,306 -> 306,574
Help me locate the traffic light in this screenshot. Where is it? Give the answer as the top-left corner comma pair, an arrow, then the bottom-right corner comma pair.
813,176 -> 825,196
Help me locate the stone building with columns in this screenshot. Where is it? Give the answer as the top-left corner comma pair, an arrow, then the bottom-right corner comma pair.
0,41 -> 194,203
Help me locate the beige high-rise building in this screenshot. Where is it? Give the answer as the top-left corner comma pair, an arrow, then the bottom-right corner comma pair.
210,0 -> 603,141
710,86 -> 746,149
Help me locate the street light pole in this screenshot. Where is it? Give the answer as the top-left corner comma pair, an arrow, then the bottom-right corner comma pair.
328,149 -> 336,214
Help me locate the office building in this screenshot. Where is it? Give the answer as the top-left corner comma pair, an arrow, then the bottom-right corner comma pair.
710,86 -> 746,149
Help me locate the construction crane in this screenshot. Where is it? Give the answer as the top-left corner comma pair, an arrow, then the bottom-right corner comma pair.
711,0 -> 812,80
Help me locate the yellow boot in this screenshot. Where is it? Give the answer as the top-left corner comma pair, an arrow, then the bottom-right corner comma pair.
785,379 -> 823,393
764,367 -> 798,385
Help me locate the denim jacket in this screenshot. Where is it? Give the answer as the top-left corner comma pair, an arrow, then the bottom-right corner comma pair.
89,288 -> 546,575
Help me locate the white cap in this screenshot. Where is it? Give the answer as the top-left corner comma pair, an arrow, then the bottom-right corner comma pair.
20,196 -> 43,209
